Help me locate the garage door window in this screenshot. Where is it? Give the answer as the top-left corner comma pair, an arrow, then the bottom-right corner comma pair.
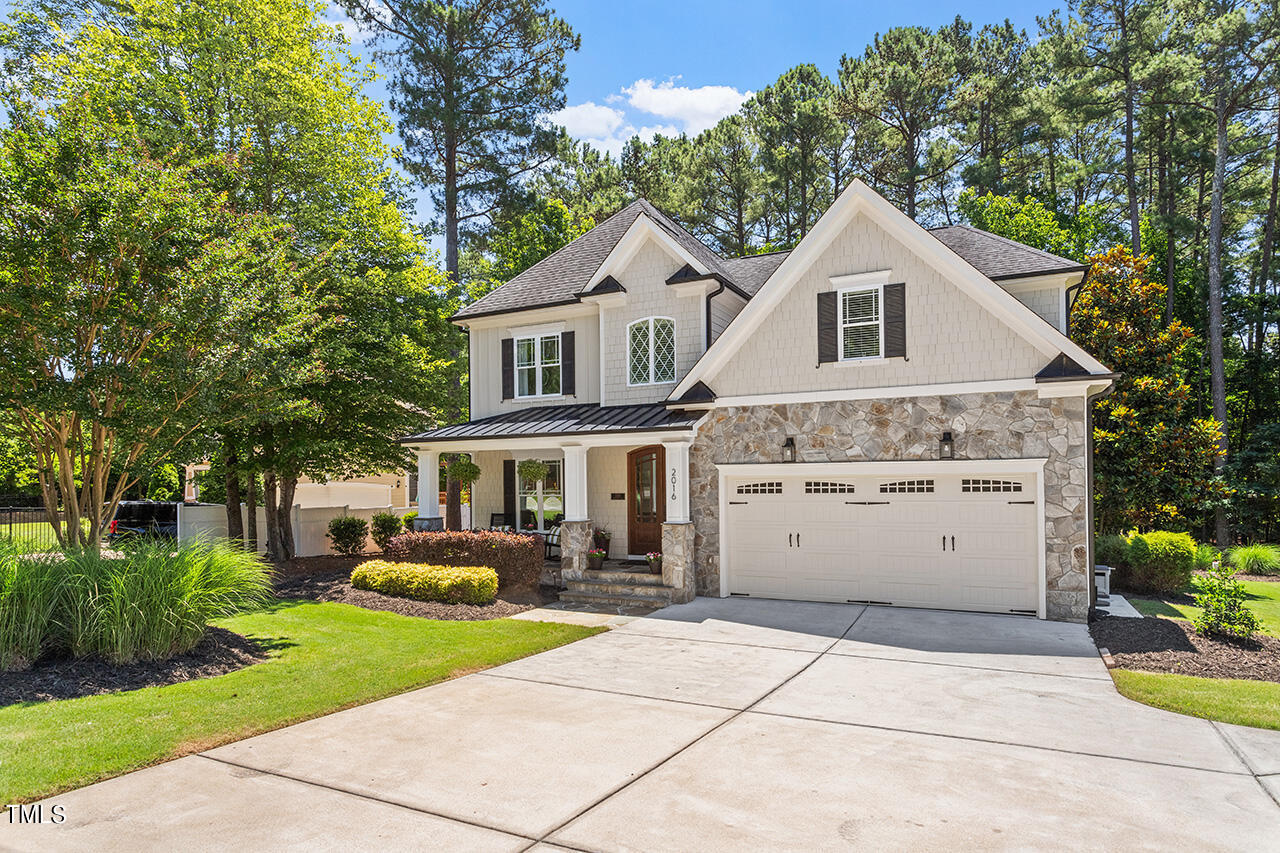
805,481 -> 855,494
736,481 -> 782,495
880,479 -> 934,493
962,478 -> 1022,493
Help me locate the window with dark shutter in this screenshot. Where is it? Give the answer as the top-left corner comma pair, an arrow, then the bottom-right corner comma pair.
884,282 -> 906,358
561,331 -> 575,396
503,459 -> 516,527
500,338 -> 514,400
817,290 -> 838,363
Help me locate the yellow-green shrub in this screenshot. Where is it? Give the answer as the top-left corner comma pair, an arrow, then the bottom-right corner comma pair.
350,560 -> 498,605
1126,531 -> 1195,593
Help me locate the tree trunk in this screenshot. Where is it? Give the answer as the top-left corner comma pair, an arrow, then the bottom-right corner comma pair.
1163,115 -> 1177,323
445,476 -> 462,530
223,439 -> 244,545
245,475 -> 259,553
1207,100 -> 1231,546
1124,76 -> 1141,255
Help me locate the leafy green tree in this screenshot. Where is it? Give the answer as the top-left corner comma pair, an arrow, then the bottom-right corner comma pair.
461,197 -> 593,302
958,189 -> 1112,260
146,464 -> 181,502
0,102 -> 311,551
684,115 -> 762,256
1072,248 -> 1226,532
533,130 -> 628,222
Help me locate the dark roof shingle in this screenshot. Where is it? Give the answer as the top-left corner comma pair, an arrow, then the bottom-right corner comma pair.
928,225 -> 1087,281
722,251 -> 791,296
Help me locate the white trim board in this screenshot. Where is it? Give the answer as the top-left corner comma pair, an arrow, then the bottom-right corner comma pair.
670,179 -> 1110,400
704,377 -> 1101,408
586,215 -> 708,291
715,457 -> 1049,619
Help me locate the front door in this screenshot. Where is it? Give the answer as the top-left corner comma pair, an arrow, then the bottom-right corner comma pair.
627,445 -> 665,556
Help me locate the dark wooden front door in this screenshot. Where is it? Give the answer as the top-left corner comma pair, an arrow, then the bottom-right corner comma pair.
627,445 -> 665,556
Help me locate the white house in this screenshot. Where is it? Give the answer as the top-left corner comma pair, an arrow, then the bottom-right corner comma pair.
403,180 -> 1114,622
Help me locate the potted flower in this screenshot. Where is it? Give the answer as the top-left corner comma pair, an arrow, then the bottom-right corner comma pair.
646,551 -> 663,574
587,547 -> 607,571
592,526 -> 612,554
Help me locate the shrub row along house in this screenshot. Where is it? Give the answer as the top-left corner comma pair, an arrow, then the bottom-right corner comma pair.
402,181 -> 1115,621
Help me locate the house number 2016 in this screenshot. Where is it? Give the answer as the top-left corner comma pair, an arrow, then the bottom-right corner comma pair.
670,468 -> 677,502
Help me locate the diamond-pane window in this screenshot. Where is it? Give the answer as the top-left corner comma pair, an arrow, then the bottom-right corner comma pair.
840,287 -> 881,360
628,317 -> 676,385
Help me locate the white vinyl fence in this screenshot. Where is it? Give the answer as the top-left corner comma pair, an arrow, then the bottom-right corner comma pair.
177,502 -> 470,557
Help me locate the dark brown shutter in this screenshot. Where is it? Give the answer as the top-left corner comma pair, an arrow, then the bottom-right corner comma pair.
817,290 -> 838,364
500,338 -> 514,400
561,331 -> 575,396
503,459 -> 516,527
884,282 -> 906,359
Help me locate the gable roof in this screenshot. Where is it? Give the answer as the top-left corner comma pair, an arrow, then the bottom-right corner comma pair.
670,179 -> 1112,400
722,251 -> 791,296
928,225 -> 1087,281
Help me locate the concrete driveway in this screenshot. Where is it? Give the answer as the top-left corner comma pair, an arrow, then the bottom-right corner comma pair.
9,599 -> 1280,851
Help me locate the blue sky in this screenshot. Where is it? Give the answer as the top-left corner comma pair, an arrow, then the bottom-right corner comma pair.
321,0 -> 1072,240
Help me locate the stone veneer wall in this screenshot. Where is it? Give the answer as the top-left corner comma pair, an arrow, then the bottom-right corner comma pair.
688,391 -> 1090,621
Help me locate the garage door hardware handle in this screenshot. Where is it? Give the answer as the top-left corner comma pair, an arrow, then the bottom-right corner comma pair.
942,535 -> 946,551
1007,500 -> 1034,505
789,533 -> 793,547
845,500 -> 889,505
952,535 -> 956,551
729,500 -> 748,505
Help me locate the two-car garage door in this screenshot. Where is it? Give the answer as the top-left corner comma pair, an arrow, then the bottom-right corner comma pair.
723,470 -> 1041,615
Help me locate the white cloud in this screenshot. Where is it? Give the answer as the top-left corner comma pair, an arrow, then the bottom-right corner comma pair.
622,78 -> 752,135
548,102 -> 626,140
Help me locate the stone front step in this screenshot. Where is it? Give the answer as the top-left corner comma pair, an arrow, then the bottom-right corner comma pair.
558,584 -> 674,609
565,578 -> 676,600
583,569 -> 665,586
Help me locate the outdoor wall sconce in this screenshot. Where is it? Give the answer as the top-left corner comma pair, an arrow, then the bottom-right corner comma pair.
939,431 -> 955,460
782,436 -> 797,463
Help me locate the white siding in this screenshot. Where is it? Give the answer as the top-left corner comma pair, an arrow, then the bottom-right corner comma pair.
600,240 -> 704,406
1008,286 -> 1064,334
710,291 -> 747,344
710,213 -> 1049,397
586,445 -> 631,556
469,450 -> 507,528
468,314 -> 600,419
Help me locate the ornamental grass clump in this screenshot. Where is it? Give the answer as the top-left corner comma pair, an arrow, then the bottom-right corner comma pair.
351,560 -> 498,605
1226,544 -> 1280,576
0,539 -> 271,670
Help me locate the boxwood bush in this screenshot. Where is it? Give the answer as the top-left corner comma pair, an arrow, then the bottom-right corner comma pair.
1124,531 -> 1196,593
350,560 -> 498,605
1095,534 -> 1131,570
369,512 -> 403,551
327,516 -> 369,556
384,530 -> 542,589
0,539 -> 270,670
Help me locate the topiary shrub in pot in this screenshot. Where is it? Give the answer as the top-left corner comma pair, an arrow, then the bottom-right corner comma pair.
370,512 -> 403,551
327,515 -> 369,557
1125,531 -> 1195,593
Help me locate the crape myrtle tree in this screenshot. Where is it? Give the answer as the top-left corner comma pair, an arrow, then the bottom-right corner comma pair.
0,101 -> 312,552
338,0 -> 579,530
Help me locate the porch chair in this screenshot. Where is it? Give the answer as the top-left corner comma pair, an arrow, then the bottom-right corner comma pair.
544,519 -> 562,560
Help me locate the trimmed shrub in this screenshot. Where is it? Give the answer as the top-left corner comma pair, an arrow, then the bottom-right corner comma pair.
0,539 -> 270,669
1095,534 -> 1131,569
327,516 -> 369,556
402,511 -> 417,531
1193,564 -> 1259,640
1125,531 -> 1196,593
384,530 -> 542,589
370,512 -> 403,551
1226,544 -> 1280,576
1194,542 -> 1221,572
351,560 -> 498,605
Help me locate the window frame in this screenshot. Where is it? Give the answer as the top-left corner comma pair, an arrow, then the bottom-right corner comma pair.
837,283 -> 885,363
517,458 -> 563,531
627,316 -> 677,386
513,332 -> 562,399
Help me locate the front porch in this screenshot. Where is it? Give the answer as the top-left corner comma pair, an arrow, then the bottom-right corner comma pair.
403,403 -> 703,609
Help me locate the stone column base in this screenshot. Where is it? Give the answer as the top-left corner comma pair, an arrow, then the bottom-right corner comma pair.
413,516 -> 443,532
661,522 -> 696,603
559,520 -> 593,581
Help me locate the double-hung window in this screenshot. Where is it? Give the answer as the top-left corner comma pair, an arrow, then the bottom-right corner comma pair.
518,459 -> 563,530
840,285 -> 882,361
515,333 -> 561,397
628,317 -> 676,385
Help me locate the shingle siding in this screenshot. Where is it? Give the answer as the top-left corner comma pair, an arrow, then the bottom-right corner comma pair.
710,213 -> 1049,397
469,314 -> 600,419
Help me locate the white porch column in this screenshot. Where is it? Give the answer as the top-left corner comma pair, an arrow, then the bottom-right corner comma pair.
562,444 -> 589,522
662,439 -> 691,524
416,449 -> 441,528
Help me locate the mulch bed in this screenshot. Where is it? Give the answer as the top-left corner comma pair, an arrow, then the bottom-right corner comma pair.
274,569 -> 554,621
0,627 -> 267,706
1091,615 -> 1280,682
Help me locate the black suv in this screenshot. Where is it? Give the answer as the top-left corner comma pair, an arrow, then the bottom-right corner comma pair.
108,501 -> 179,542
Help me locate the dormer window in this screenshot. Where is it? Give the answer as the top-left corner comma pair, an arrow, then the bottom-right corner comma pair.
515,333 -> 561,397
628,317 -> 676,385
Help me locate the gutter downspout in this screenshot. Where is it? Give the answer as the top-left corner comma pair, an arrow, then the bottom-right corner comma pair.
705,281 -> 727,349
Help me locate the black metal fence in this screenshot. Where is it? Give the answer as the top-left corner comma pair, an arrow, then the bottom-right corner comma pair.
0,506 -> 62,552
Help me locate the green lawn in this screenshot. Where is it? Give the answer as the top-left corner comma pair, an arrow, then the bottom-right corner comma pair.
1128,578 -> 1280,635
1112,669 -> 1280,731
0,600 -> 600,803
